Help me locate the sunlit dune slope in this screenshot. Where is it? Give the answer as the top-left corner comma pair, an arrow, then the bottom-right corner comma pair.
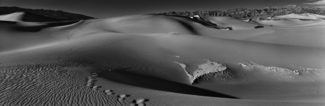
0,13 -> 325,106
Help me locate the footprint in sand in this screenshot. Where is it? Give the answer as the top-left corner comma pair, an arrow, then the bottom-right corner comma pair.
129,103 -> 146,106
117,94 -> 130,102
129,98 -> 149,106
85,76 -> 97,87
91,85 -> 101,90
104,89 -> 115,95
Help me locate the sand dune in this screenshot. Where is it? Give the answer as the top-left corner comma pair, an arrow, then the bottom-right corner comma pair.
205,16 -> 263,30
273,13 -> 325,20
0,13 -> 324,106
257,18 -> 325,27
257,13 -> 325,27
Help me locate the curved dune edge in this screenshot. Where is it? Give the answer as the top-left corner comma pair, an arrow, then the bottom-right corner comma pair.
96,67 -> 239,99
174,60 -> 228,84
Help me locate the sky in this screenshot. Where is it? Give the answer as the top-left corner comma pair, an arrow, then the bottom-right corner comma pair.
0,0 -> 324,18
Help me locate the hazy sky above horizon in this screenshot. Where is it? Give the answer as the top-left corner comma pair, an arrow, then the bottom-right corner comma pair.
0,0 -> 324,18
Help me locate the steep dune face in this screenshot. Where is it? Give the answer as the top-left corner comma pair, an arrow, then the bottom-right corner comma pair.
0,13 -> 325,105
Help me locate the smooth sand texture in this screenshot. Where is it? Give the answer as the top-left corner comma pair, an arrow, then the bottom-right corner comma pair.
0,12 -> 325,106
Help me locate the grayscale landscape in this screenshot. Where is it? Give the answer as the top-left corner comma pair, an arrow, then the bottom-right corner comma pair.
0,0 -> 325,106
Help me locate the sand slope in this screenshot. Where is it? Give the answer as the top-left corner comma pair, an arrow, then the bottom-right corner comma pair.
0,13 -> 325,106
205,16 -> 262,30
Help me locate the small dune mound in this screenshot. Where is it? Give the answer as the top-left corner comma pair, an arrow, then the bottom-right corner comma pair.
256,13 -> 325,27
273,13 -> 325,20
205,16 -> 264,30
257,18 -> 325,27
309,13 -> 325,19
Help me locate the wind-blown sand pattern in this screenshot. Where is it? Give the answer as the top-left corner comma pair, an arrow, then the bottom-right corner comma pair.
0,12 -> 325,106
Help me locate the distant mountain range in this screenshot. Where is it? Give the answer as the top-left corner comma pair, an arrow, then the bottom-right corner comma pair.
1,5 -> 325,22
156,5 -> 325,19
0,6 -> 94,22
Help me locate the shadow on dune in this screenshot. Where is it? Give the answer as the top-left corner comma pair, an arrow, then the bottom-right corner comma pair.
20,12 -> 64,22
12,20 -> 81,32
0,20 -> 81,32
152,14 -> 225,30
165,15 -> 229,30
173,19 -> 200,35
97,68 -> 239,99
0,20 -> 17,24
